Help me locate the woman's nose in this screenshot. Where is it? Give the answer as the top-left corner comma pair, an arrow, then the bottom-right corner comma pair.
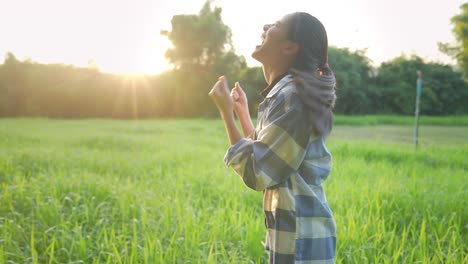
263,24 -> 272,32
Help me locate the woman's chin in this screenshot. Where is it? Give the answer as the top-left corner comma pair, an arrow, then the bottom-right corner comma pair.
251,47 -> 264,62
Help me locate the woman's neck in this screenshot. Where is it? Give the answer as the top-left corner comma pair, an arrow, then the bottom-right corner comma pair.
262,63 -> 290,85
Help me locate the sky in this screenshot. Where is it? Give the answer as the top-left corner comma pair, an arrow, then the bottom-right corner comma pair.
0,0 -> 465,74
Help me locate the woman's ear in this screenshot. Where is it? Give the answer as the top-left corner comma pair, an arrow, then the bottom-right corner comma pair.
282,41 -> 299,57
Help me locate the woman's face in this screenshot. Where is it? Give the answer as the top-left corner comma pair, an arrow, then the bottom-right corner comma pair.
251,14 -> 296,65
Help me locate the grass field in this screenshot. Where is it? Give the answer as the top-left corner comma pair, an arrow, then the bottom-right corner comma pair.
0,118 -> 467,263
334,115 -> 468,126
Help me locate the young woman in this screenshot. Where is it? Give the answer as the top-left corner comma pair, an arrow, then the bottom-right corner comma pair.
209,12 -> 337,264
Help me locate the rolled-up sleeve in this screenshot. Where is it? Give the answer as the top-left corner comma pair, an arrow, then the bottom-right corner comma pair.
224,92 -> 311,191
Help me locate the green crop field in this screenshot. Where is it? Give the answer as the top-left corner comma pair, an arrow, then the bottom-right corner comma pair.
0,118 -> 466,263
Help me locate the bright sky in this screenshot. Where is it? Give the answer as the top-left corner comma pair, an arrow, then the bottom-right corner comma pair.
0,0 -> 464,74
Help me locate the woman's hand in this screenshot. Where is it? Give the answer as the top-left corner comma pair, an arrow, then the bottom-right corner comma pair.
209,76 -> 233,116
209,76 -> 242,145
231,82 -> 255,138
231,82 -> 249,117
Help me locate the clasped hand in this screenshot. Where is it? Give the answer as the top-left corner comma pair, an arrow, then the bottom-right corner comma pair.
209,76 -> 248,117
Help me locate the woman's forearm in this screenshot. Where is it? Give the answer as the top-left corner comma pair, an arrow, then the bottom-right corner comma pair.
237,110 -> 255,138
221,111 -> 243,146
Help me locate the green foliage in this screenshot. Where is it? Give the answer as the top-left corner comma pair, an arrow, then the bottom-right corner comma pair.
1,50 -> 466,118
0,57 -> 157,118
328,47 -> 468,115
1,1 -> 468,118
161,1 -> 231,68
159,0 -> 246,117
0,119 -> 466,263
375,55 -> 468,115
0,1 -> 249,119
237,67 -> 266,115
439,3 -> 468,78
328,47 -> 374,114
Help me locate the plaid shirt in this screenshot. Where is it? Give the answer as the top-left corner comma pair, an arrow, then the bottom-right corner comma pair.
225,74 -> 336,263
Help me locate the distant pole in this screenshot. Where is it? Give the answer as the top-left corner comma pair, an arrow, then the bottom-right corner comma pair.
414,71 -> 422,150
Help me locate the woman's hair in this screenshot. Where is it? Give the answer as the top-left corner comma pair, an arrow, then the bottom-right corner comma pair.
287,12 -> 336,137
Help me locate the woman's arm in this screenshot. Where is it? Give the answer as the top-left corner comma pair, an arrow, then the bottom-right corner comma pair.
231,82 -> 255,137
219,111 -> 243,146
225,89 -> 311,191
209,76 -> 243,145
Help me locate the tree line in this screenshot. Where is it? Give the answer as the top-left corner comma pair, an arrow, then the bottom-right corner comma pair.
0,1 -> 467,118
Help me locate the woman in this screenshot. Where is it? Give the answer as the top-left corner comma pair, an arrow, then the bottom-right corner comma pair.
209,12 -> 337,263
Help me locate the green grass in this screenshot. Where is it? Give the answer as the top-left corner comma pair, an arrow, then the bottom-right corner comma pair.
0,118 -> 466,263
334,115 -> 468,126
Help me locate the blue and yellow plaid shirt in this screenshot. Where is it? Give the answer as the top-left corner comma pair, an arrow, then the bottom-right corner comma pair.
225,74 -> 336,263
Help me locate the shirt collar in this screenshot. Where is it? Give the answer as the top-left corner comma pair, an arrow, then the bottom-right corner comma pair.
261,74 -> 293,98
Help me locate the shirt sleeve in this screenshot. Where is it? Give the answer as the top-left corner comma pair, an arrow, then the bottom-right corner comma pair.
224,91 -> 311,191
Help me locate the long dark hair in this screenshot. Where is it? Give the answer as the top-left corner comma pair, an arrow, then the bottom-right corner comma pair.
287,12 -> 336,137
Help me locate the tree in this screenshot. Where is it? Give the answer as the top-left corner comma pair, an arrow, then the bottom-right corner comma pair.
160,0 -> 246,117
237,66 -> 267,116
439,3 -> 468,78
161,0 -> 232,69
1,52 -> 25,116
328,47 -> 375,114
0,1 -> 248,119
374,55 -> 468,115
